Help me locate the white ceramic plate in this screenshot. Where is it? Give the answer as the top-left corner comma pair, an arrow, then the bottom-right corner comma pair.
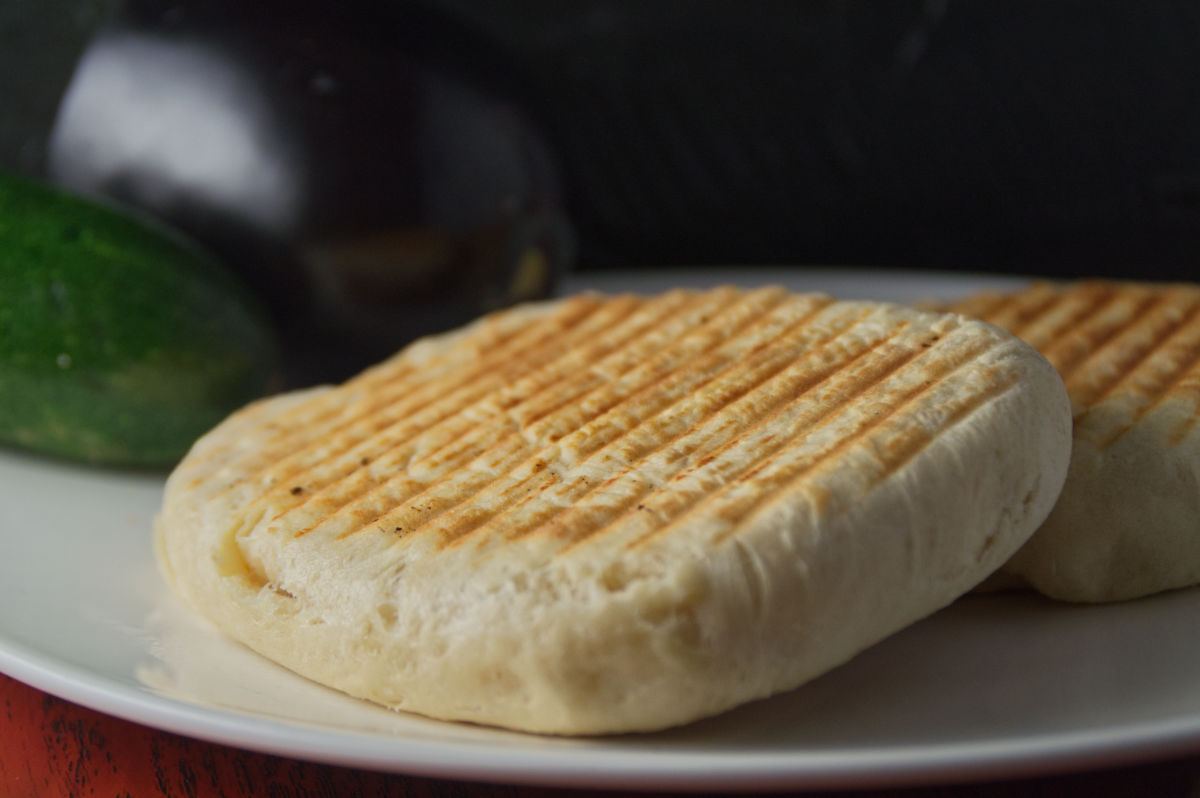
3,268 -> 1200,792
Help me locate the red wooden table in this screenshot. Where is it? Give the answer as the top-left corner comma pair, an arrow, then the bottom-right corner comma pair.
4,672 -> 1200,798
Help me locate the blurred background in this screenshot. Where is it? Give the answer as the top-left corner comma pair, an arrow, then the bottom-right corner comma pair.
3,0 -> 1199,377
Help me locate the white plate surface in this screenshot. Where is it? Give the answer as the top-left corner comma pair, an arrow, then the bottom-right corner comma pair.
3,268 -> 1200,792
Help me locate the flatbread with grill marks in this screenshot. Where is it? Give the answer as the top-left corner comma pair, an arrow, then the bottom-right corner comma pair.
944,280 -> 1200,602
156,286 -> 1071,734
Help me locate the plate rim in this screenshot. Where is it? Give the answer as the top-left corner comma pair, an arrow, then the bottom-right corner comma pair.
6,627 -> 1200,792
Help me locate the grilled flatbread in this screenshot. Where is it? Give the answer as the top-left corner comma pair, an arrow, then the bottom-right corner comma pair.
945,280 -> 1200,602
156,286 -> 1071,734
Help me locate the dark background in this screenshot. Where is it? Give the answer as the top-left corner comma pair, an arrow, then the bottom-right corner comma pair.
4,0 -> 1199,282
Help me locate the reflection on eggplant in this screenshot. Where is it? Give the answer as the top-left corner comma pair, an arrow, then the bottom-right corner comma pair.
48,1 -> 572,386
50,32 -> 304,236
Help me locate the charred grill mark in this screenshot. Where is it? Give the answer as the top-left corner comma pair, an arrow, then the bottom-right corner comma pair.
278,290 -> 719,538
496,291 -> 747,434
998,282 -> 1119,355
952,282 -> 1200,452
321,436 -> 535,541
309,287 -> 796,543
547,314 -> 923,553
1052,290 -> 1171,387
1088,305 -> 1200,449
498,304 -> 878,549
981,282 -> 1062,339
622,329 -> 996,551
859,370 -> 1018,487
697,337 -> 1006,548
1061,290 -> 1200,405
1071,292 -> 1200,423
425,293 -> 843,550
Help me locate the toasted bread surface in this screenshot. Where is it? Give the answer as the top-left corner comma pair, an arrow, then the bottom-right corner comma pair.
157,287 -> 1071,733
945,280 -> 1200,601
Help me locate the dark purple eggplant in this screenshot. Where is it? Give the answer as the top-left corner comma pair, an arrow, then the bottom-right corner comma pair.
48,0 -> 571,385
